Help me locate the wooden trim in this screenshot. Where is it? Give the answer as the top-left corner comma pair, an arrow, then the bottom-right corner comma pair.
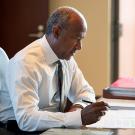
111,0 -> 119,82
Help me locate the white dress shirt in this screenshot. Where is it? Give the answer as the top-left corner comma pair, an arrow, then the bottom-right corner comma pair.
5,35 -> 96,131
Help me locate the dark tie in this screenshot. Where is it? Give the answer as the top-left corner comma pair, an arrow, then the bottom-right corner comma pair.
57,61 -> 63,111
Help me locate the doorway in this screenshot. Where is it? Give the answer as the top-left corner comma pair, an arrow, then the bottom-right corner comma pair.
111,0 -> 135,81
0,0 -> 48,58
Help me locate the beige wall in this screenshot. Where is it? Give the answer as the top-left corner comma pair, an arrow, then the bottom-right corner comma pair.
49,0 -> 111,95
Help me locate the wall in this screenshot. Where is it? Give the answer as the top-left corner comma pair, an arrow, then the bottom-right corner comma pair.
119,0 -> 135,78
49,0 -> 111,95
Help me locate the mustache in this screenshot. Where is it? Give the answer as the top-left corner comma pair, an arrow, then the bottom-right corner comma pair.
72,49 -> 77,53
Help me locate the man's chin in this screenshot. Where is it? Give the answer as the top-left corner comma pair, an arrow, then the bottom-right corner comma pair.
65,57 -> 71,60
61,54 -> 73,60
65,55 -> 72,60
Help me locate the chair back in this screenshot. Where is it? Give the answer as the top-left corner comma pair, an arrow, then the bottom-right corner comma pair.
0,48 -> 9,89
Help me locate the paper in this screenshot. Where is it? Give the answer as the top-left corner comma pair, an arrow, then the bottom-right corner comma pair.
87,98 -> 135,128
88,110 -> 135,128
41,128 -> 113,135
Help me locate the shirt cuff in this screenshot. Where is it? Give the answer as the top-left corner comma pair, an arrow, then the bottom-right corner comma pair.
64,110 -> 82,128
73,101 -> 90,108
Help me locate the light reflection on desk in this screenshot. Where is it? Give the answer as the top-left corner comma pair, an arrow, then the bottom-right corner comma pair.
117,129 -> 135,135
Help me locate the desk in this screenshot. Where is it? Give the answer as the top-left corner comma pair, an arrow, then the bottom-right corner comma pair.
41,128 -> 135,135
1,127 -> 135,135
1,99 -> 135,135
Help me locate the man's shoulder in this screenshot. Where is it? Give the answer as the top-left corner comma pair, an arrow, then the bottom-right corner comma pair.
14,40 -> 44,61
9,41 -> 47,72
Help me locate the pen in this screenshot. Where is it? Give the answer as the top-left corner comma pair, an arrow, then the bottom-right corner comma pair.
82,99 -> 93,104
82,100 -> 111,109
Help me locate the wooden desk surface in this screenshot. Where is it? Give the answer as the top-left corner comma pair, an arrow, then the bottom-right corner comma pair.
116,129 -> 135,135
40,128 -> 135,135
1,127 -> 135,135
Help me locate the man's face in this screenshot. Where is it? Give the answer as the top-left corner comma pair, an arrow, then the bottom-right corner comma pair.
55,19 -> 87,60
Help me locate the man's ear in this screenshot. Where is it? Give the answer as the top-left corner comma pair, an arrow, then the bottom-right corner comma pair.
52,25 -> 62,39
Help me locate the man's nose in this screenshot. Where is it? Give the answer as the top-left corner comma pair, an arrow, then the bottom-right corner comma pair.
76,41 -> 82,50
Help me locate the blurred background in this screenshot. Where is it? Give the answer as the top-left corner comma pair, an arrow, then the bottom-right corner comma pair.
0,0 -> 135,96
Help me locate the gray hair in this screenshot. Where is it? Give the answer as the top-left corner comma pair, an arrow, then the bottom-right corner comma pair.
46,6 -> 85,35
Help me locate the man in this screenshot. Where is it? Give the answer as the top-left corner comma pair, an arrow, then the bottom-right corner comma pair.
3,6 -> 108,132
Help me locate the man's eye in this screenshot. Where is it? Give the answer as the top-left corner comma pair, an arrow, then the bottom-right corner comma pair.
77,39 -> 81,42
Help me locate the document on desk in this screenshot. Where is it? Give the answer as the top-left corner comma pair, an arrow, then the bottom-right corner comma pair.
41,128 -> 113,135
88,98 -> 135,128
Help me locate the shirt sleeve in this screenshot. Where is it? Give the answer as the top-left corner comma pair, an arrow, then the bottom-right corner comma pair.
6,58 -> 82,131
68,58 -> 96,108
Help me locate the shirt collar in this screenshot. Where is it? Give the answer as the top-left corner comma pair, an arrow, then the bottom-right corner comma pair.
41,35 -> 59,65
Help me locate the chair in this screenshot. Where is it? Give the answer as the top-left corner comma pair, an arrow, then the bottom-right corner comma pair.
0,48 -> 11,123
0,48 -> 9,89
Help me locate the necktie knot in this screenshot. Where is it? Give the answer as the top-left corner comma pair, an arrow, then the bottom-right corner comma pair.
57,60 -> 62,68
57,61 -> 63,81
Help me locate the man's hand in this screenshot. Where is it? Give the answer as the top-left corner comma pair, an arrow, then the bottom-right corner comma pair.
81,101 -> 109,125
